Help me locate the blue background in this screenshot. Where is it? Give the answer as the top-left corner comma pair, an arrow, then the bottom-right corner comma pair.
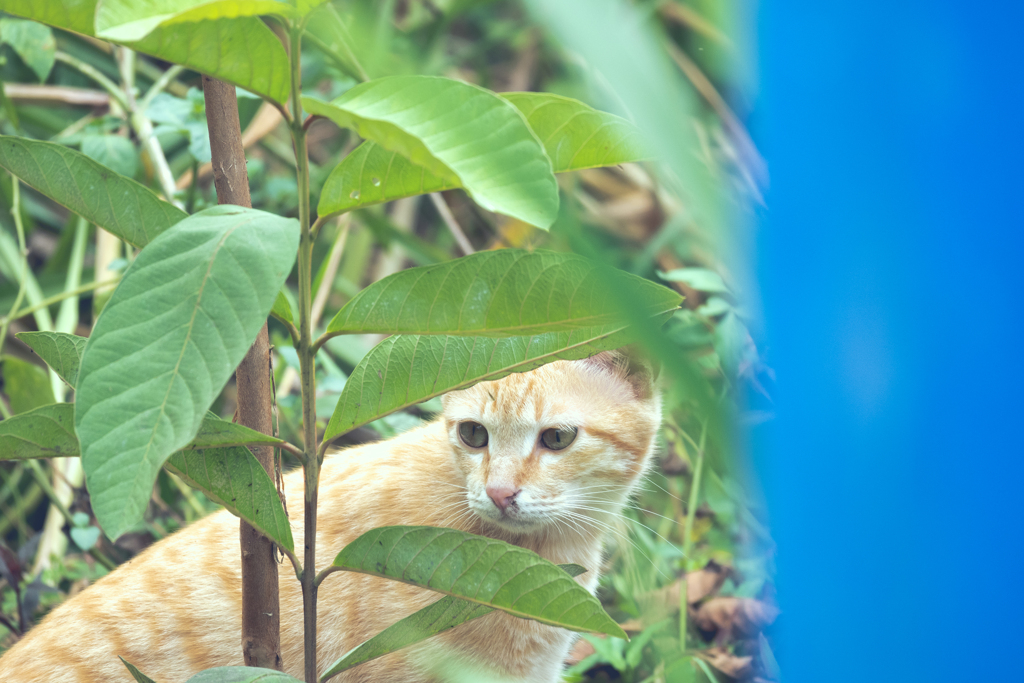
754,1 -> 1024,680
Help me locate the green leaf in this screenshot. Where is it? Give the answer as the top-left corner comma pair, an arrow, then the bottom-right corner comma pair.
304,76 -> 558,228
303,2 -> 367,81
165,446 -> 294,552
657,267 -> 731,294
323,324 -> 638,442
318,92 -> 646,216
270,290 -> 293,325
186,668 -> 302,683
317,140 -> 456,217
332,526 -> 626,638
0,18 -> 56,82
325,249 -> 682,336
501,92 -> 649,172
0,403 -> 78,459
1,356 -> 55,415
1,1 -> 290,103
130,17 -> 290,104
321,563 -> 588,679
15,331 -> 87,389
119,657 -> 158,683
95,0 -> 299,43
185,412 -> 285,449
80,133 -> 139,179
0,136 -> 186,248
75,205 -> 299,540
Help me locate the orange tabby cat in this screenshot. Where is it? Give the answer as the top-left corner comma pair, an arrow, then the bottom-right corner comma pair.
0,352 -> 661,682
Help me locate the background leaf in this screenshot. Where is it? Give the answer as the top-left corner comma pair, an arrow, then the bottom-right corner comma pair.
80,133 -> 139,179
15,331 -> 87,388
304,75 -> 558,228
318,92 -> 646,216
0,18 -> 56,82
0,136 -> 186,247
75,205 -> 299,540
165,446 -> 294,553
323,324 -> 637,442
1,356 -> 55,415
321,564 -> 587,679
333,526 -> 626,638
325,249 -> 681,336
0,403 -> 77,459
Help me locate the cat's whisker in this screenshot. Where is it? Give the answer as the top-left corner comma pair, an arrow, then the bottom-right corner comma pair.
569,504 -> 678,547
556,511 -> 667,578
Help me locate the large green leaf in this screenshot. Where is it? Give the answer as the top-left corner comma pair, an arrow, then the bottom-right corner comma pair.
317,141 -> 456,218
165,445 -> 294,552
15,331 -> 87,388
185,412 -> 285,450
186,668 -> 302,683
0,0 -> 95,37
501,92 -> 649,171
320,564 -> 587,679
333,526 -> 626,638
95,0 -> 299,43
75,205 -> 299,540
0,136 -> 186,248
304,76 -> 558,228
0,403 -> 78,459
317,92 -> 647,216
323,324 -> 637,442
1,356 -> 55,414
324,249 -> 681,337
2,0 -> 290,103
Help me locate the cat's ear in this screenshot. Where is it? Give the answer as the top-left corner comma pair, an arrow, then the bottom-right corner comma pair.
582,346 -> 658,400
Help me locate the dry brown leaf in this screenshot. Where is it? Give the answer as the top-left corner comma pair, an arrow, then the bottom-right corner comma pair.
693,597 -> 780,641
565,636 -> 596,666
702,647 -> 754,680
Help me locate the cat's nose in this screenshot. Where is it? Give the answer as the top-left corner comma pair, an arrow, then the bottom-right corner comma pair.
486,485 -> 520,512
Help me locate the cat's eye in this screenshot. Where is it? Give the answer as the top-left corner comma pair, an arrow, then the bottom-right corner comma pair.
540,427 -> 578,450
458,421 -> 488,448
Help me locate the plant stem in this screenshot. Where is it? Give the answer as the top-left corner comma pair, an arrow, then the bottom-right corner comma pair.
679,419 -> 708,648
202,73 -> 283,670
0,278 -> 121,326
289,23 -> 320,683
0,178 -> 28,359
139,64 -> 185,112
54,52 -> 131,111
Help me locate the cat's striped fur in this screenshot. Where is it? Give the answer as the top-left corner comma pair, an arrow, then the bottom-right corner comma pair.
0,354 -> 661,682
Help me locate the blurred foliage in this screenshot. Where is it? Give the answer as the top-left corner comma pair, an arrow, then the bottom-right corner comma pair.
0,1 -> 775,681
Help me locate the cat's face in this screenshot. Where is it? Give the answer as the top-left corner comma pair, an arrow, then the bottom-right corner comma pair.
441,353 -> 662,536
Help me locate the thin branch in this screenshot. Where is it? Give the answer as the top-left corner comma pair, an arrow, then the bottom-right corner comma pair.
310,216 -> 350,328
54,52 -> 129,110
429,192 -> 475,255
139,64 -> 186,112
313,564 -> 341,589
0,278 -> 121,326
3,84 -> 109,108
0,178 -> 28,359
